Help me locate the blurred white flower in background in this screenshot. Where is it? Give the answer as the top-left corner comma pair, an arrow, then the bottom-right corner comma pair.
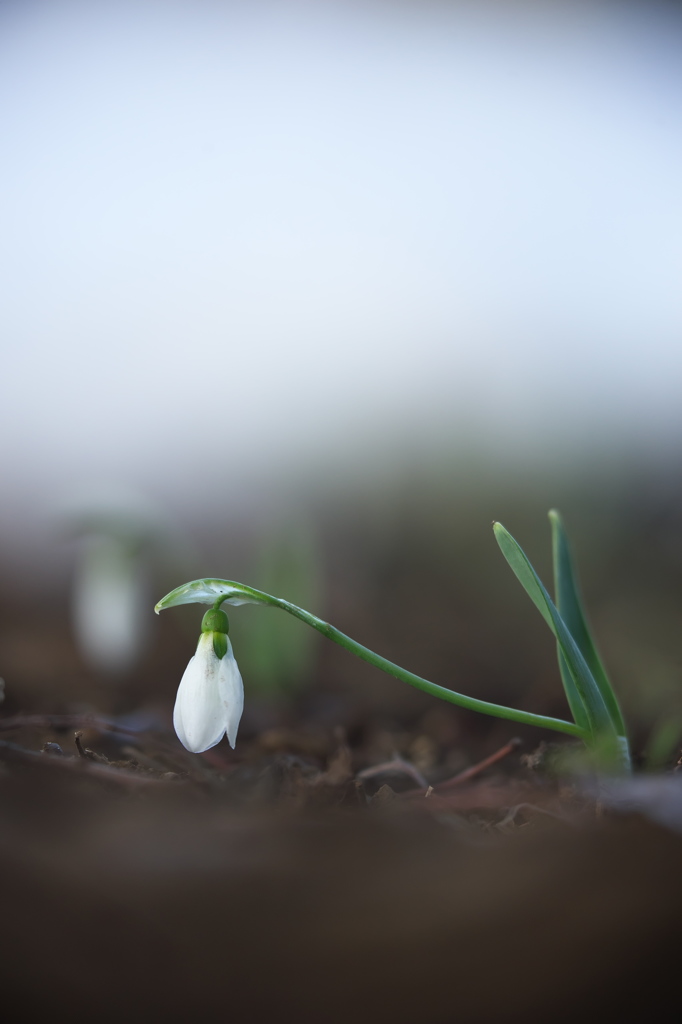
63,484 -> 199,675
72,530 -> 148,675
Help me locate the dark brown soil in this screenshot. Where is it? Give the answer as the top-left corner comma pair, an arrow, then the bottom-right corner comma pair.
1,712 -> 682,1024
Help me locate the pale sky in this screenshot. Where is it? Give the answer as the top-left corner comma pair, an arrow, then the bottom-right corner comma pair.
1,0 -> 682,568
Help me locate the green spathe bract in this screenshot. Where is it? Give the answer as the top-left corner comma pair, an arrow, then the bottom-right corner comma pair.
156,579 -> 267,609
156,512 -> 630,770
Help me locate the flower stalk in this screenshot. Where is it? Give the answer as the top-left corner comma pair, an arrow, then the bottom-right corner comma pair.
156,578 -> 586,742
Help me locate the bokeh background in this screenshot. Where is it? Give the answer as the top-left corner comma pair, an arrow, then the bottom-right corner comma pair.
2,0 -> 682,758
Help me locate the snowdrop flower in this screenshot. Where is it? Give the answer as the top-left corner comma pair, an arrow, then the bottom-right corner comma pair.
73,531 -> 148,675
173,608 -> 244,753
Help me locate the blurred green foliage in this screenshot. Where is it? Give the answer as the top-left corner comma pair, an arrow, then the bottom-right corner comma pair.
232,522 -> 321,695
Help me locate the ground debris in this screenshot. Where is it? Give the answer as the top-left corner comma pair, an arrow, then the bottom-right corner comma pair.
41,741 -> 64,756
371,783 -> 398,805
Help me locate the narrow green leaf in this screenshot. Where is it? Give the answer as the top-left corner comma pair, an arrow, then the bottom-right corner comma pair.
493,522 -> 614,740
549,510 -> 627,738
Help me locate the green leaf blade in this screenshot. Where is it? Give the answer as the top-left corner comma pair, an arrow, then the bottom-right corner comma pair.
556,650 -> 591,736
549,510 -> 627,739
493,522 -> 613,740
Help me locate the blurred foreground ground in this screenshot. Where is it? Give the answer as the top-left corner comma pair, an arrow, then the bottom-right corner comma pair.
1,714 -> 682,1023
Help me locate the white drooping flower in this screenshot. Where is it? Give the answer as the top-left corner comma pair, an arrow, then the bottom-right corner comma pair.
173,628 -> 244,753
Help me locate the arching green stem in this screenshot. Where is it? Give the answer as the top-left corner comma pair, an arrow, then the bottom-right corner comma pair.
166,582 -> 587,738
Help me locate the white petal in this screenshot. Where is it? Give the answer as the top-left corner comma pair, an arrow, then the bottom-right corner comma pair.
217,639 -> 244,749
173,633 -> 229,752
